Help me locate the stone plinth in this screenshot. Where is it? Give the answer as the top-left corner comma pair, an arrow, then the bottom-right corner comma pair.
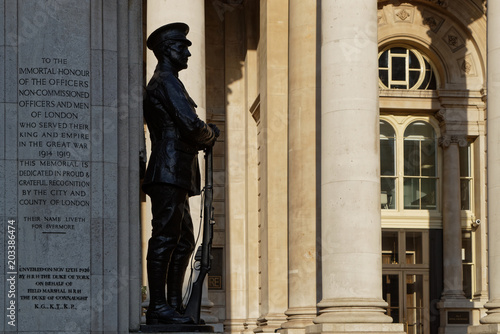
139,324 -> 215,333
438,300 -> 474,334
306,323 -> 405,334
468,325 -> 500,334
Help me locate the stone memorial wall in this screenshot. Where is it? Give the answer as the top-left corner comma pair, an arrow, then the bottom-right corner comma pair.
1,0 -> 143,332
15,2 -> 92,329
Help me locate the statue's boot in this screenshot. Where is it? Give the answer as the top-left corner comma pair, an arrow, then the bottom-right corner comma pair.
167,247 -> 192,313
146,260 -> 194,325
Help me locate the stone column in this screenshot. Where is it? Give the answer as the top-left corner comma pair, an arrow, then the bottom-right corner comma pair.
254,0 -> 289,332
224,3 -> 249,334
280,0 -> 317,333
441,137 -> 466,299
438,136 -> 472,333
469,1 -> 500,332
307,1 -> 403,333
146,0 -> 217,324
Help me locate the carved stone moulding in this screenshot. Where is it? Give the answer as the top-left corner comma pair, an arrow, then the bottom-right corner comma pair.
439,134 -> 468,148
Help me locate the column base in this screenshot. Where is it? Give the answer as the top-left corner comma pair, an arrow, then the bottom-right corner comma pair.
279,306 -> 317,333
224,319 -> 248,334
305,323 -> 405,334
477,301 -> 500,324
314,298 -> 394,324
280,328 -> 315,334
254,313 -> 288,333
468,324 -> 500,334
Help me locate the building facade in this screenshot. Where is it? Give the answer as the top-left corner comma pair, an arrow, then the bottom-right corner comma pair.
140,1 -> 500,333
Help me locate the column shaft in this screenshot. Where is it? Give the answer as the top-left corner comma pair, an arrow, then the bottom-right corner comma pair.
480,0 -> 500,324
439,139 -> 473,333
224,3 -> 249,333
468,1 -> 500,331
441,141 -> 466,298
281,0 -> 318,331
313,1 -> 401,330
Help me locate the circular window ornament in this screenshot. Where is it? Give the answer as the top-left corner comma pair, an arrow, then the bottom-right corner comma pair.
378,47 -> 437,90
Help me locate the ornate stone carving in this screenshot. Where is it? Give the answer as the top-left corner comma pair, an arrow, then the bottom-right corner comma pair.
439,135 -> 468,148
377,9 -> 387,26
421,10 -> 445,33
435,109 -> 446,123
394,6 -> 414,23
457,55 -> 476,77
447,35 -> 458,47
423,16 -> 437,29
461,60 -> 472,74
396,9 -> 410,21
442,27 -> 465,52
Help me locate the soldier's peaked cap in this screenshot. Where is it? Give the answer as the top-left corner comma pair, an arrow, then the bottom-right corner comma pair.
147,22 -> 191,50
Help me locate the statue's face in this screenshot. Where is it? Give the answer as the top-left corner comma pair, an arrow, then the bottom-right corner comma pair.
167,41 -> 191,71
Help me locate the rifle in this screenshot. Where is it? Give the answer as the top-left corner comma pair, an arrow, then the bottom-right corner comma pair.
184,145 -> 215,324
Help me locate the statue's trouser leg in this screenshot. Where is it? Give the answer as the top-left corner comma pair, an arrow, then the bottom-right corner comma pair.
167,199 -> 195,311
146,184 -> 194,324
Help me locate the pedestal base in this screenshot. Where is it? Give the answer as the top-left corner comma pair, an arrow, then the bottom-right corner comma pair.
279,328 -> 312,334
139,324 -> 215,333
438,299 -> 474,334
305,323 -> 405,334
468,324 -> 500,334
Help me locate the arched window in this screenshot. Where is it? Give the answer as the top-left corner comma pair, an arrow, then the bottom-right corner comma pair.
380,121 -> 396,209
380,119 -> 439,211
403,121 -> 437,210
378,47 -> 437,90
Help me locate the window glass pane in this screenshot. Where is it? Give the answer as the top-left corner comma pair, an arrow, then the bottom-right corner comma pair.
380,121 -> 396,182
461,179 -> 471,210
406,232 -> 423,264
423,58 -> 431,69
406,274 -> 425,333
404,140 -> 420,176
382,232 -> 399,264
408,51 -> 420,69
391,47 -> 406,54
404,178 -> 420,209
460,145 -> 470,177
383,274 -> 400,323
380,121 -> 395,138
462,231 -> 473,262
391,84 -> 407,89
409,70 -> 420,88
428,71 -> 437,89
463,264 -> 472,299
379,50 -> 389,67
404,121 -> 435,139
381,140 -> 395,175
379,70 -> 389,86
381,178 -> 396,209
418,70 -> 431,90
462,231 -> 473,299
421,139 -> 436,177
391,56 -> 406,81
421,178 -> 437,210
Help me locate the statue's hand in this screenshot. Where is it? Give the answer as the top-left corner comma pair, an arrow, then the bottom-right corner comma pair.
208,123 -> 220,139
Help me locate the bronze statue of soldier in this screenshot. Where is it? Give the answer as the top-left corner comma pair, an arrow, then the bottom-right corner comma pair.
142,22 -> 219,325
